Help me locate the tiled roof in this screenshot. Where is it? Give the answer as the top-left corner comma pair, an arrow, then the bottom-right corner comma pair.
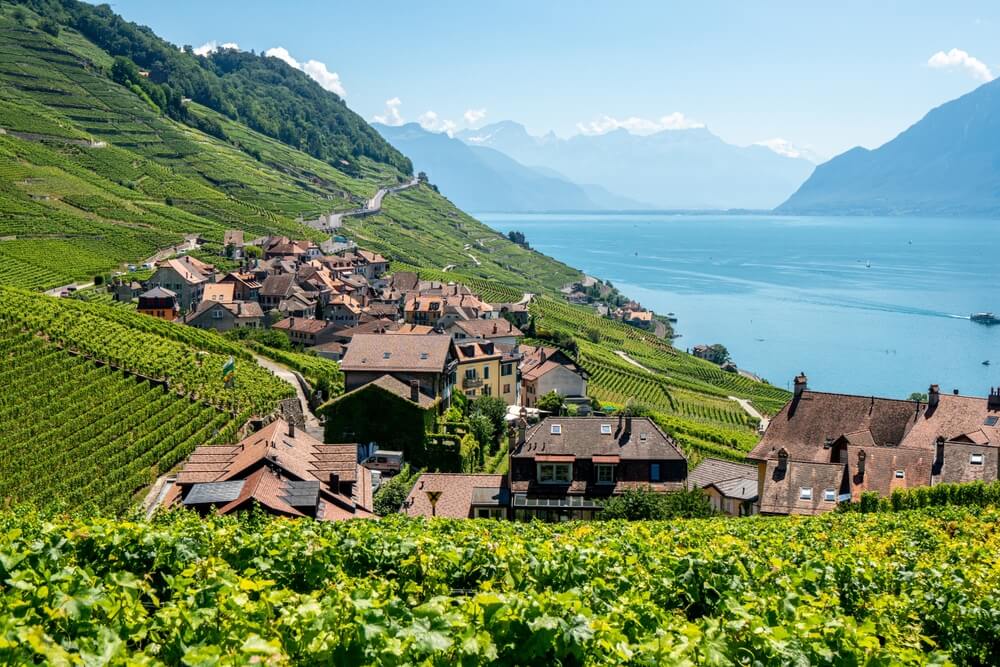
758,459 -> 846,515
273,317 -> 332,334
202,283 -> 235,303
688,458 -> 758,490
260,274 -> 296,298
340,333 -> 454,373
709,477 -> 759,501
323,374 -> 438,410
403,473 -> 507,518
140,286 -> 177,299
456,341 -> 502,361
452,319 -> 524,339
514,416 -> 684,461
844,444 -> 933,500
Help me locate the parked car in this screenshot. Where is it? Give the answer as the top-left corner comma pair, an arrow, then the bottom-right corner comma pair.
361,450 -> 403,475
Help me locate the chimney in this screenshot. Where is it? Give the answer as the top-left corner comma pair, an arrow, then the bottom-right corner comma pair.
410,379 -> 420,402
624,414 -> 633,435
793,372 -> 808,399
517,408 -> 528,445
989,387 -> 1000,412
928,384 -> 940,409
287,421 -> 295,438
857,448 -> 866,476
935,436 -> 945,468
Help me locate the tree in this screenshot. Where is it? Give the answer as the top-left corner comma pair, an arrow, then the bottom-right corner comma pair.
244,245 -> 262,259
93,275 -> 104,286
468,414 -> 494,460
601,487 -> 716,520
314,300 -> 324,321
459,433 -> 481,473
907,392 -> 928,402
703,344 -> 730,365
470,396 -> 507,448
372,465 -> 415,516
536,391 -> 565,415
37,17 -> 60,36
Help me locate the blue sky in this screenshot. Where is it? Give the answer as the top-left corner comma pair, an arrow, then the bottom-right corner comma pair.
106,0 -> 1000,160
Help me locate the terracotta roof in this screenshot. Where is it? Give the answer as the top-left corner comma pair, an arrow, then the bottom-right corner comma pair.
394,324 -> 434,335
844,444 -> 933,500
688,458 -> 758,490
221,272 -> 262,289
273,317 -> 332,334
184,300 -> 263,324
157,258 -> 208,284
403,474 -> 508,518
520,345 -> 586,381
223,230 -> 244,246
340,333 -> 455,373
456,341 -> 502,362
514,416 -> 684,461
202,283 -> 235,303
758,459 -> 847,515
331,319 -> 399,342
389,271 -> 419,292
898,393 -> 1000,449
452,319 -> 524,339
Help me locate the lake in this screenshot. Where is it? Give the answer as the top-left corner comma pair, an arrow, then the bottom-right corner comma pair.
479,212 -> 1000,399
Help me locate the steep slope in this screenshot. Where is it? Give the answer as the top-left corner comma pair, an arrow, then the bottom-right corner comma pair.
779,79 -> 1000,215
11,0 -> 410,176
376,122 -> 618,212
460,121 -> 815,210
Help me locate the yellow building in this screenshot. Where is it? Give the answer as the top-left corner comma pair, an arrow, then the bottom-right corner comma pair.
455,341 -> 504,401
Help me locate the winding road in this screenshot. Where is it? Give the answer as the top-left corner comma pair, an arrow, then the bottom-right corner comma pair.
251,353 -> 324,439
305,178 -> 419,232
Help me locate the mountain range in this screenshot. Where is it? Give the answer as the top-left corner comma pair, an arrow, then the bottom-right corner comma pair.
779,77 -> 1000,216
455,121 -> 816,210
373,123 -> 642,212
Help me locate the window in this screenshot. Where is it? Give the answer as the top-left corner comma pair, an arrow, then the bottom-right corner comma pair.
971,453 -> 985,465
799,487 -> 813,500
501,363 -> 513,376
465,389 -> 476,397
650,463 -> 661,482
894,470 -> 905,479
382,352 -> 391,359
600,423 -> 612,434
483,365 -> 490,379
538,463 -> 572,483
639,433 -> 648,441
212,308 -> 223,319
475,507 -> 505,519
823,488 -> 836,502
503,384 -> 511,394
985,416 -> 999,426
596,464 -> 615,484
465,368 -> 477,379
483,385 -> 492,396
550,424 -> 562,435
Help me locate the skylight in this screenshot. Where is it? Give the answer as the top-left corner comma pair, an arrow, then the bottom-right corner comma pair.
600,424 -> 612,434
985,416 -> 999,427
970,453 -> 985,465
550,424 -> 562,435
894,470 -> 905,479
823,488 -> 836,501
799,487 -> 812,500
383,352 -> 391,359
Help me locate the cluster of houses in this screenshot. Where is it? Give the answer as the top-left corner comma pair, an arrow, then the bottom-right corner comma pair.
143,236 -> 1000,523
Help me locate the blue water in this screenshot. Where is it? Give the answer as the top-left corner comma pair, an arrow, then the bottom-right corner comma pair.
479,212 -> 1000,398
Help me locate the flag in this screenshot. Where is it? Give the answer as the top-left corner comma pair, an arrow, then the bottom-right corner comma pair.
222,356 -> 235,386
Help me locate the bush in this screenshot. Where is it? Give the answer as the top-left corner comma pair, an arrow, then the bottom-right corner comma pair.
601,487 -> 716,520
470,395 -> 506,448
536,390 -> 565,415
467,414 -> 493,461
372,465 -> 416,516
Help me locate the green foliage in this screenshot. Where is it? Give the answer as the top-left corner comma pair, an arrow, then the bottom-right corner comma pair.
536,390 -> 565,415
840,480 -> 1000,513
459,433 -> 481,473
372,464 -> 417,516
0,507 -> 997,663
601,487 -> 716,520
469,395 -> 506,448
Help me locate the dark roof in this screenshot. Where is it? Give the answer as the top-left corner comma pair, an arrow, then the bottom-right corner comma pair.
183,480 -> 244,505
280,480 -> 321,508
260,273 -> 296,298
322,374 -> 438,410
404,474 -> 508,518
139,286 -> 177,299
688,458 -> 757,490
758,459 -> 847,515
749,390 -> 920,462
709,477 -> 759,501
340,333 -> 455,373
514,416 -> 684,461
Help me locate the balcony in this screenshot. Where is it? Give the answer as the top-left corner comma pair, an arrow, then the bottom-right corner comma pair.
463,376 -> 484,389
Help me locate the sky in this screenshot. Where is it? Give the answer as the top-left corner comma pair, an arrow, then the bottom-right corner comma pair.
104,0 -> 1000,160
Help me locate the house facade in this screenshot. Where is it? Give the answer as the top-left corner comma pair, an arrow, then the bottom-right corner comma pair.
749,375 -> 1000,515
520,346 -> 588,408
455,341 -> 503,400
184,300 -> 264,332
146,258 -> 212,311
137,287 -> 179,321
688,458 -> 759,516
339,333 -> 458,406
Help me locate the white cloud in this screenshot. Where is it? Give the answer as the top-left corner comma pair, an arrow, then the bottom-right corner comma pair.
927,48 -> 994,82
193,41 -> 240,56
575,112 -> 704,136
463,108 -> 487,126
374,97 -> 404,126
264,46 -> 346,97
753,138 -> 824,164
418,110 -> 457,136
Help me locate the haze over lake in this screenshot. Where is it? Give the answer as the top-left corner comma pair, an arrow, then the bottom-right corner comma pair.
480,212 -> 1000,399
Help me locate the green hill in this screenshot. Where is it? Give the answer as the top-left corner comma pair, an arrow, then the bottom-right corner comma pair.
0,0 -> 789,486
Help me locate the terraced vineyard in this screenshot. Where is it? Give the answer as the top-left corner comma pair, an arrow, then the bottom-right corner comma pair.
0,323 -> 239,513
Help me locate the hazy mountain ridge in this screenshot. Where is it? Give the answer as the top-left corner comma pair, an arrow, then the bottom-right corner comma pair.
779,78 -> 1000,215
458,121 -> 815,210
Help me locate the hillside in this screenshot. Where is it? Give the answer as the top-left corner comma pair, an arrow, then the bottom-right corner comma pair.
459,121 -> 815,210
0,0 -> 790,493
375,122 -> 638,212
779,77 -> 1000,215
1,506 -> 997,664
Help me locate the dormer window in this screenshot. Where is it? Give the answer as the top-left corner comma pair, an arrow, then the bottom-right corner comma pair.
799,487 -> 813,500
550,424 -> 562,435
970,453 -> 985,465
894,470 -> 905,479
600,423 -> 612,434
419,352 -> 428,360
382,352 -> 391,359
639,433 -> 647,441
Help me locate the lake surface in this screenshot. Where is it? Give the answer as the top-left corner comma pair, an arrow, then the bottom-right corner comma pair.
479,212 -> 1000,399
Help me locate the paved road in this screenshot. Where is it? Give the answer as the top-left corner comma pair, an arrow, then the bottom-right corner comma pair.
251,353 -> 324,439
44,281 -> 95,297
517,292 -> 534,305
614,350 -> 656,374
306,178 -> 419,233
141,234 -> 200,266
729,395 -> 770,432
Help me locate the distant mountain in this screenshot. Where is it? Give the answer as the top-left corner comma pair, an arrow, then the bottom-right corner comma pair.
458,122 -> 814,210
779,79 -> 1000,215
375,123 -> 644,211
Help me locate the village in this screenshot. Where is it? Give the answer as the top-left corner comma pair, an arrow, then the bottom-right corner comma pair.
106,232 -> 1000,524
